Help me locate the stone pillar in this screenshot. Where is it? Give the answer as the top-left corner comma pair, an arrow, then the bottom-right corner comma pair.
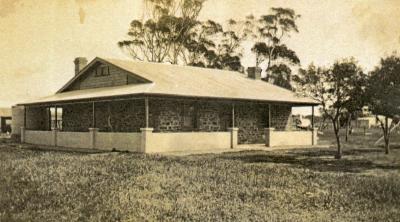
264,128 -> 275,147
228,127 -> 239,148
12,106 -> 25,139
89,128 -> 99,149
20,126 -> 25,143
52,129 -> 59,146
140,128 -> 154,153
312,127 -> 318,145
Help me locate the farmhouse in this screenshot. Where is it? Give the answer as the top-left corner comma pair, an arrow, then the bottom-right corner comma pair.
13,57 -> 319,153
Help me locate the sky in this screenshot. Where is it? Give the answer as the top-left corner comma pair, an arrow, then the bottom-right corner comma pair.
1,0 -> 400,114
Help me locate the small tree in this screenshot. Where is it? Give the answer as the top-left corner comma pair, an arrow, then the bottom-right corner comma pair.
366,54 -> 400,154
294,59 -> 365,159
342,71 -> 368,141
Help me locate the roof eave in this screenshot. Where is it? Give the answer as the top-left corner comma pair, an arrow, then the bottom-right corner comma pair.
18,92 -> 320,107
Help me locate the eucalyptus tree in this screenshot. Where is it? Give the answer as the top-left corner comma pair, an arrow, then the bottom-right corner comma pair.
118,0 -> 205,64
244,8 -> 300,89
181,20 -> 223,67
204,19 -> 244,71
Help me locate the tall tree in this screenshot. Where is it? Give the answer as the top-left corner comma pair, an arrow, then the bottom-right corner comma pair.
245,8 -> 300,89
181,20 -> 223,67
118,0 -> 205,64
294,59 -> 365,159
184,19 -> 245,71
366,54 -> 400,154
119,0 -> 244,70
205,22 -> 244,71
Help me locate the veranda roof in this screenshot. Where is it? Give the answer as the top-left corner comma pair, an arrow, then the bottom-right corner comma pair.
19,57 -> 319,106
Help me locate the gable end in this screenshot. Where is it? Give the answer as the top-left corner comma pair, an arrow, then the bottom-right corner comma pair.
59,58 -> 151,93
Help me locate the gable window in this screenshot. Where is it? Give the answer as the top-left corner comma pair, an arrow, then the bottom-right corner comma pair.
95,65 -> 110,77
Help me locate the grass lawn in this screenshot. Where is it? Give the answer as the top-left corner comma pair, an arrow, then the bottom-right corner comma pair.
1,131 -> 400,221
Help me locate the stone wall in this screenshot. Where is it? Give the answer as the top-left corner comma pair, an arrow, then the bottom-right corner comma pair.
271,105 -> 292,131
56,98 -> 292,144
150,99 -> 231,132
235,103 -> 292,144
197,102 -> 230,132
95,100 -> 145,132
151,99 -> 183,132
235,103 -> 268,144
62,104 -> 92,132
26,106 -> 49,131
62,100 -> 145,132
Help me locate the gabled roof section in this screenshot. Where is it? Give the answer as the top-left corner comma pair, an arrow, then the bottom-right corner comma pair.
57,57 -> 152,93
23,57 -> 319,106
99,58 -> 319,105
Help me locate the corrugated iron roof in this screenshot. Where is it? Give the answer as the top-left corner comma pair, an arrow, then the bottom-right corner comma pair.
20,57 -> 319,106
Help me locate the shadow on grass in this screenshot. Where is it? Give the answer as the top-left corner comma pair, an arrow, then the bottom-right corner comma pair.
285,148 -> 384,157
5,144 -> 109,155
220,149 -> 400,173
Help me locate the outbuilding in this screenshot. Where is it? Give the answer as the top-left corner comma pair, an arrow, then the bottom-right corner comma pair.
0,108 -> 12,134
13,57 -> 319,153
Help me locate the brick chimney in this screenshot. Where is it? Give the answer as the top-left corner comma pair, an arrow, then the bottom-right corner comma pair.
247,67 -> 262,80
74,57 -> 88,76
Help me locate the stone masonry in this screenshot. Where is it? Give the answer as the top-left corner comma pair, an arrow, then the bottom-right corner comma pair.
235,103 -> 268,144
57,97 -> 291,144
25,106 -> 49,131
271,105 -> 292,131
150,99 -> 230,132
62,103 -> 92,132
62,100 -> 145,132
235,103 -> 292,144
94,100 -> 145,132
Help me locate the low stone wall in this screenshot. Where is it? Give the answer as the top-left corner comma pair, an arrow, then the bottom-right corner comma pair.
57,131 -> 91,149
23,129 -> 141,152
22,128 -> 234,153
23,127 -> 316,152
145,130 -> 232,153
265,128 -> 318,147
25,130 -> 54,146
96,132 -> 141,152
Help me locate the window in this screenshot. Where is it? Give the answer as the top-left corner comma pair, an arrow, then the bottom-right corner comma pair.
95,65 -> 110,77
183,103 -> 197,131
50,107 -> 63,130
